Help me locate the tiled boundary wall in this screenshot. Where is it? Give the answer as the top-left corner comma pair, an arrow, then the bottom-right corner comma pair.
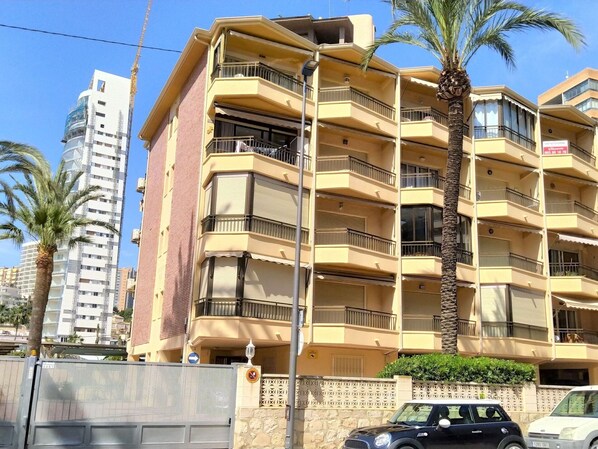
234,366 -> 571,449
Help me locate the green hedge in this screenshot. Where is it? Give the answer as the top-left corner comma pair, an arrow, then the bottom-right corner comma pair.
377,354 -> 535,384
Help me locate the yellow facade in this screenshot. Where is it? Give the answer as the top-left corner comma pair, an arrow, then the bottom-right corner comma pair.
130,15 -> 598,385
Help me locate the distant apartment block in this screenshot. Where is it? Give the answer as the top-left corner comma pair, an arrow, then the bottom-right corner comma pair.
539,68 -> 598,120
0,267 -> 19,287
129,14 -> 598,386
44,70 -> 131,344
17,241 -> 37,300
115,267 -> 136,311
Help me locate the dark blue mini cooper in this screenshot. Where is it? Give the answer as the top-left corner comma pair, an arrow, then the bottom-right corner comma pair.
342,399 -> 526,449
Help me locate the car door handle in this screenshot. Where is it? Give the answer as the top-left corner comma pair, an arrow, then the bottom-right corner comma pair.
471,430 -> 483,434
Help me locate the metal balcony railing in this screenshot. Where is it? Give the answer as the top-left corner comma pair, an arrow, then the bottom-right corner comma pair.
400,173 -> 471,199
474,125 -> 536,151
319,86 -> 395,120
212,62 -> 312,99
194,297 -> 305,321
312,306 -> 397,330
569,142 -> 596,164
317,156 -> 396,186
482,321 -> 548,341
315,228 -> 395,255
555,328 -> 598,345
546,201 -> 598,222
400,107 -> 470,136
206,136 -> 310,169
402,314 -> 476,336
201,214 -> 308,243
549,262 -> 598,282
401,241 -> 474,265
479,252 -> 543,274
477,188 -> 539,211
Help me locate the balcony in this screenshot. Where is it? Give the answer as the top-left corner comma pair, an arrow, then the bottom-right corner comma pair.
195,297 -> 302,321
314,228 -> 397,273
401,314 -> 478,353
542,141 -> 597,180
479,253 -> 545,290
400,173 -> 473,216
546,201 -> 598,237
477,188 -> 543,227
202,214 -> 308,243
554,328 -> 598,361
401,242 -> 476,283
549,262 -> 598,298
126,278 -> 136,293
482,321 -> 548,341
311,306 -> 398,349
400,107 -> 472,152
131,229 -> 140,245
209,61 -> 314,116
474,125 -> 539,167
318,87 -> 397,136
136,177 -> 146,193
204,136 -> 313,188
403,315 -> 476,335
316,156 -> 397,203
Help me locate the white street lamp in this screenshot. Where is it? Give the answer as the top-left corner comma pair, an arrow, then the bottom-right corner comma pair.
285,57 -> 318,449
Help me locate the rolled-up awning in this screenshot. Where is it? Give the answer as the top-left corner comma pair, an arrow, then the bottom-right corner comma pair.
315,271 -> 395,287
554,296 -> 598,312
558,234 -> 598,247
250,253 -> 310,268
215,104 -> 310,131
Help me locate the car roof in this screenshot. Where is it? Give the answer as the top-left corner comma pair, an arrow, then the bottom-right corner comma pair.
405,399 -> 501,405
571,385 -> 598,391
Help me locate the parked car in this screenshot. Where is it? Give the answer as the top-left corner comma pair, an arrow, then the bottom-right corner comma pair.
342,399 -> 526,449
527,385 -> 598,449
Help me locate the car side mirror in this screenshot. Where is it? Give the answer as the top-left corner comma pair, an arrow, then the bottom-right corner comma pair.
437,418 -> 451,429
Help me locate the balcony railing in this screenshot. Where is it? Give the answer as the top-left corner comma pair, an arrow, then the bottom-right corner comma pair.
312,306 -> 396,330
569,142 -> 596,164
194,297 -> 304,321
402,314 -> 476,336
317,156 -> 396,186
400,173 -> 471,199
401,241 -> 474,265
555,328 -> 598,345
546,201 -> 598,222
549,262 -> 598,282
201,214 -> 308,243
212,62 -> 312,99
319,87 -> 395,120
206,136 -> 310,169
477,188 -> 539,211
482,321 -> 548,341
400,107 -> 470,136
315,228 -> 395,255
474,125 -> 536,151
479,252 -> 543,274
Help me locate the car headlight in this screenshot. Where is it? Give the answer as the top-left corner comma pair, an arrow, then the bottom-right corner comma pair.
374,432 -> 391,448
559,427 -> 578,440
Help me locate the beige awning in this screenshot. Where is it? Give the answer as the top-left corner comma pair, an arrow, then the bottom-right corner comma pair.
406,76 -> 437,89
250,253 -> 310,268
554,296 -> 598,312
401,275 -> 476,288
215,104 -> 310,130
558,234 -> 598,247
316,271 -> 395,287
477,219 -> 543,235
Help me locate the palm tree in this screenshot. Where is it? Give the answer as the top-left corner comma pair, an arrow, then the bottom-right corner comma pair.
8,302 -> 31,340
363,0 -> 584,354
0,141 -> 117,356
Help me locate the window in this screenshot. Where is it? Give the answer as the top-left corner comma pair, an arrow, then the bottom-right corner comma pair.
563,79 -> 598,101
332,355 -> 364,377
96,112 -> 106,118
214,117 -> 297,148
96,80 -> 106,92
400,163 -> 440,188
401,205 -> 471,251
98,100 -> 106,106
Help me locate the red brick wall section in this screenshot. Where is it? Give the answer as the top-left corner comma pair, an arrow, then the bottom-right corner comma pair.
160,50 -> 208,340
130,116 -> 168,348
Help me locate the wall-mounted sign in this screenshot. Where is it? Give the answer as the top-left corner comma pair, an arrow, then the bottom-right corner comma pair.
246,367 -> 259,383
543,140 -> 569,155
187,352 -> 200,364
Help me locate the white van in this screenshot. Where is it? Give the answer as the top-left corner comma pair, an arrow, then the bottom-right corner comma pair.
527,385 -> 598,449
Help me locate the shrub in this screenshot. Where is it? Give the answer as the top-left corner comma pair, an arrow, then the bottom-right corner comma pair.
376,354 -> 535,384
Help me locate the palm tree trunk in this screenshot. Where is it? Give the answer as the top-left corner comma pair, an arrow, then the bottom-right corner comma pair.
28,248 -> 54,357
440,95 -> 465,354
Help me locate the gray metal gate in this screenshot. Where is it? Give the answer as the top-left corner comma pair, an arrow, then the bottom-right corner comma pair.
0,358 -> 237,449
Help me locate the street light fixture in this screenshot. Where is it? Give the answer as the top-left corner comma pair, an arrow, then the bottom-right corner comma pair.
285,57 -> 318,449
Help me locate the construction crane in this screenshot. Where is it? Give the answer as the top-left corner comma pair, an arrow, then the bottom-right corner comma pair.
129,0 -> 152,118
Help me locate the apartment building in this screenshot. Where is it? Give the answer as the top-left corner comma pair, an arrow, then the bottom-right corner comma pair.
115,267 -> 136,311
129,14 -> 598,385
0,267 -> 19,287
539,68 -> 598,120
17,241 -> 37,300
45,70 -> 131,344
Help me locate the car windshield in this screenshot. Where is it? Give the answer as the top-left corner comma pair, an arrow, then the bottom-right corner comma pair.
552,391 -> 598,418
389,403 -> 433,426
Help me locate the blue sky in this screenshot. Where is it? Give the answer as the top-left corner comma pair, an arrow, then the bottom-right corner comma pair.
0,0 -> 596,269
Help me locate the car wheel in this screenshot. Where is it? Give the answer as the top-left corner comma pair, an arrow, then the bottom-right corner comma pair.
502,444 -> 523,449
589,439 -> 598,449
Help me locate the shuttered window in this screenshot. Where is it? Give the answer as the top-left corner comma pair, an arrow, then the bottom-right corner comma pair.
332,355 -> 364,377
402,292 -> 440,316
244,259 -> 303,304
479,237 -> 510,255
199,260 -> 209,298
316,211 -> 366,231
511,287 -> 546,328
212,258 -> 238,298
319,144 -> 368,161
214,174 -> 248,214
314,281 -> 364,308
253,176 -> 309,226
481,286 -> 508,322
